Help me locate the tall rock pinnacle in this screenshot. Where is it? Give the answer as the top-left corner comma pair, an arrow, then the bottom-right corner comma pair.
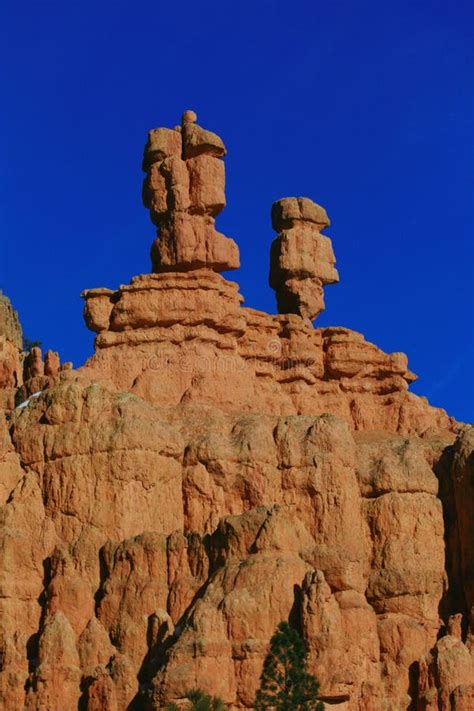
142,110 -> 240,273
269,197 -> 339,320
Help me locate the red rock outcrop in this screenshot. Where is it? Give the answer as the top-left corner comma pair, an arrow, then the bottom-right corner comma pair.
1,381 -> 471,709
0,112 -> 472,710
80,114 -> 450,435
143,110 -> 239,273
0,292 -> 68,409
80,275 -> 449,435
20,345 -> 69,401
0,292 -> 23,410
269,197 -> 339,320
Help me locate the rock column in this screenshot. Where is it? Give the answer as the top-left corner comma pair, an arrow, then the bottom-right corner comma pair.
269,197 -> 339,320
142,111 -> 240,272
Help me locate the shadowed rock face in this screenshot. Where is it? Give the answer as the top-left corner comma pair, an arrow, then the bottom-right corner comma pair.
0,113 -> 472,710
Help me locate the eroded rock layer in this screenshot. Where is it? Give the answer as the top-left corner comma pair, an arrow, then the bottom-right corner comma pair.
81,269 -> 449,436
0,382 -> 472,710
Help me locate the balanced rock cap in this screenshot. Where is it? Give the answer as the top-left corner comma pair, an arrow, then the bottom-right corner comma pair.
271,197 -> 330,232
181,110 -> 226,159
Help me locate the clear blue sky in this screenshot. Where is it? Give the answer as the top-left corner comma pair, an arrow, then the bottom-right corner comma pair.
1,0 -> 473,422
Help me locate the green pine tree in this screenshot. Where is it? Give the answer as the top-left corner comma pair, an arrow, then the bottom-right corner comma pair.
255,621 -> 324,710
165,688 -> 227,711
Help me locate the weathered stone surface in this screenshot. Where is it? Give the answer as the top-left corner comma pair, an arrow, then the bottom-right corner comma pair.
0,337 -> 21,407
418,624 -> 474,710
81,288 -> 116,333
271,227 -> 339,284
0,291 -> 23,349
0,292 -> 23,410
182,119 -> 226,159
271,197 -> 330,231
18,346 -> 67,403
96,532 -> 169,671
187,154 -> 226,215
44,350 -> 60,377
25,611 -> 82,711
83,669 -> 119,711
142,111 -> 238,272
80,274 -> 451,435
0,378 -> 468,709
24,346 -> 44,379
0,414 -> 23,504
143,155 -> 191,223
9,382 -> 184,588
142,126 -> 182,170
150,216 -> 239,272
0,292 -> 66,410
269,197 -> 339,320
452,683 -> 474,710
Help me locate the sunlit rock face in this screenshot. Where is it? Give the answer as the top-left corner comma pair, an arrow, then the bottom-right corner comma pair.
142,110 -> 239,273
0,112 -> 471,710
0,292 -> 23,411
269,196 -> 339,321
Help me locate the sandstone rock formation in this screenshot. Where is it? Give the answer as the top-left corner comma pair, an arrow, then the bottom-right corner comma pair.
0,112 -> 472,710
20,345 -> 70,401
143,110 -> 239,272
0,291 -> 68,411
269,197 -> 339,320
81,115 -> 446,434
1,382 -> 472,710
0,291 -> 23,410
80,275 -> 449,434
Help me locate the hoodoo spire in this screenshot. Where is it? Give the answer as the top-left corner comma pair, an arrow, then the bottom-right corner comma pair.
142,110 -> 240,273
269,197 -> 339,321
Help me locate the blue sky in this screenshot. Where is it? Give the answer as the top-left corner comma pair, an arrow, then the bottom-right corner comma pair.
1,0 -> 473,422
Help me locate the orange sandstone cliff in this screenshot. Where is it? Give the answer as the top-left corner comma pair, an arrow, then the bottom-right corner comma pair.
0,112 -> 472,710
